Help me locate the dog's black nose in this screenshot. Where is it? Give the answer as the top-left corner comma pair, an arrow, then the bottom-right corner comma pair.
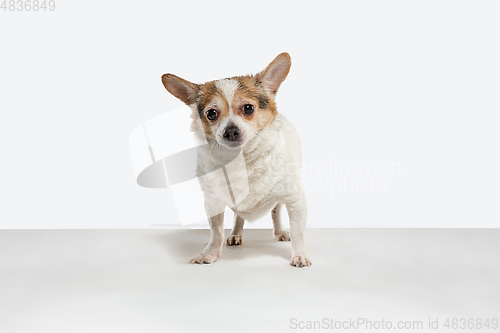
223,126 -> 240,141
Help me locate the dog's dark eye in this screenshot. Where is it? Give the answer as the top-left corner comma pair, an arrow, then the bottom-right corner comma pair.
206,109 -> 218,121
243,104 -> 254,115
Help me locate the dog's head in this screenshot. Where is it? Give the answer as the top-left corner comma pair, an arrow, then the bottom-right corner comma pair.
161,53 -> 291,149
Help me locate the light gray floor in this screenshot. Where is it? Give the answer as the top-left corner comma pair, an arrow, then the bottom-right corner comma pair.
0,229 -> 499,333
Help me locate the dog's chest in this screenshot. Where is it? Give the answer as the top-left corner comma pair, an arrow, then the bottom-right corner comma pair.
196,114 -> 298,220
200,153 -> 279,220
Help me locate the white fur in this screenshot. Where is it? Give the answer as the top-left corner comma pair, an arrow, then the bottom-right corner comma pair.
190,113 -> 311,267
215,79 -> 238,114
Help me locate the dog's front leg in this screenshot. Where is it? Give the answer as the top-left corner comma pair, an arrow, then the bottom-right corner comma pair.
285,193 -> 312,267
190,201 -> 225,264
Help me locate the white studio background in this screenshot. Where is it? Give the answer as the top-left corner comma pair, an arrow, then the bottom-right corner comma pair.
0,0 -> 499,229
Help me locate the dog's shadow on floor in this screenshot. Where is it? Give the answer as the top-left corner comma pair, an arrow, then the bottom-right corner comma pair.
150,229 -> 291,263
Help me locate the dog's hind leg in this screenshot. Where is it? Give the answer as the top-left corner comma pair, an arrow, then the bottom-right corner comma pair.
226,214 -> 244,246
272,203 -> 290,241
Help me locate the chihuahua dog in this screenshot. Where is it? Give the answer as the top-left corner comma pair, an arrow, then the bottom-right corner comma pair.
161,53 -> 311,267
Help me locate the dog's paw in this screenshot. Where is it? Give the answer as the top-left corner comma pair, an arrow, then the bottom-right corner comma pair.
226,234 -> 243,246
290,255 -> 312,268
274,231 -> 290,242
189,253 -> 219,264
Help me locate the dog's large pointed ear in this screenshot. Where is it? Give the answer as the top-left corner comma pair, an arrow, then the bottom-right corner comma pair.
257,52 -> 291,95
161,74 -> 199,105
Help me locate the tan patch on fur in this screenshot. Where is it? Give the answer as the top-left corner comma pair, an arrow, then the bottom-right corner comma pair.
232,75 -> 277,131
194,81 -> 230,139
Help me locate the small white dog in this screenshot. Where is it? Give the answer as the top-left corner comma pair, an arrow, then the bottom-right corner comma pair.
161,53 -> 311,267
